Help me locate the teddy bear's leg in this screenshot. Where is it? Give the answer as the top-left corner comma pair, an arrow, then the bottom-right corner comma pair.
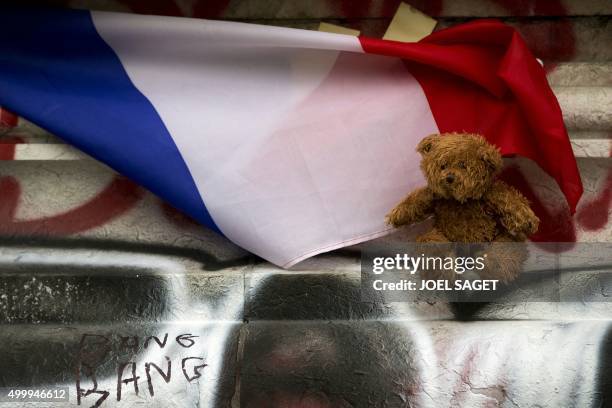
487,180 -> 540,239
479,233 -> 528,283
416,228 -> 449,243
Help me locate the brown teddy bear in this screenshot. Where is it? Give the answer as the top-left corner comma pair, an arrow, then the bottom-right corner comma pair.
386,132 -> 540,282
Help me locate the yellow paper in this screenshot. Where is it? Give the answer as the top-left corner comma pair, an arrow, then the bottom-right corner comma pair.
318,22 -> 360,36
383,2 -> 437,42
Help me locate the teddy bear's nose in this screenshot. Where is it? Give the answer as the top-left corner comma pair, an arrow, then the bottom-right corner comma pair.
446,174 -> 455,184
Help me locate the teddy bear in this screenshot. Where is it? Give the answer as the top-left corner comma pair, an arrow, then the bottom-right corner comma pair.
386,132 -> 540,282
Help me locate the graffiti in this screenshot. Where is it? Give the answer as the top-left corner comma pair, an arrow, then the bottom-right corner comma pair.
500,166 -> 577,247
491,0 -> 576,70
0,109 -> 18,129
0,109 -> 22,160
0,175 -> 143,235
0,2 -> 609,407
76,333 -> 207,407
0,113 -> 196,234
577,174 -> 612,230
0,114 -> 145,235
500,156 -> 612,252
0,136 -> 24,161
577,150 -> 612,231
0,245 -> 610,407
0,245 -> 608,407
448,345 -> 486,407
16,0 -> 580,69
333,0 -> 577,70
161,201 -> 200,228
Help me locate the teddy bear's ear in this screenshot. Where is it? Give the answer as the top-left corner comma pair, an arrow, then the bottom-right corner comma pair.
480,148 -> 503,173
416,134 -> 439,155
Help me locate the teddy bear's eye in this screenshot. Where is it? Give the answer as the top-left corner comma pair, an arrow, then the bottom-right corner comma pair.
458,161 -> 466,169
440,163 -> 447,170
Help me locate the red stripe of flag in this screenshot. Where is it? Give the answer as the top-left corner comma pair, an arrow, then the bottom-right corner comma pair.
359,19 -> 582,213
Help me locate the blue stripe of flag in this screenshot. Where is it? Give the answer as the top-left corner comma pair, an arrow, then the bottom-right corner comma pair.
0,7 -> 220,232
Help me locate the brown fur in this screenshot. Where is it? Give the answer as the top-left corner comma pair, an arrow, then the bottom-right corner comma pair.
386,132 -> 539,282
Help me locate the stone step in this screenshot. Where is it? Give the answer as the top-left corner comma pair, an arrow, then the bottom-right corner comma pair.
1,245 -> 610,325
0,321 -> 239,407
2,317 -> 608,407
556,86 -> 612,131
77,0 -> 612,18
546,62 -> 612,87
0,247 -> 247,325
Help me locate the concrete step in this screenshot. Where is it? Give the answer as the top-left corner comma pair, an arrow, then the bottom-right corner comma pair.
1,244 -> 611,323
74,0 -> 612,18
556,86 -> 612,131
0,321 -> 239,407
546,62 -> 612,86
1,317 -> 608,407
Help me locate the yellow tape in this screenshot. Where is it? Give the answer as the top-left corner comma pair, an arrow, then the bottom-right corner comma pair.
318,22 -> 360,36
383,2 -> 437,42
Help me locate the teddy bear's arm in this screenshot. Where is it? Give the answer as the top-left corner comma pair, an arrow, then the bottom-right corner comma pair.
386,187 -> 435,227
485,180 -> 540,238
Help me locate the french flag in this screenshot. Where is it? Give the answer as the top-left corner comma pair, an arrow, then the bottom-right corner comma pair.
0,7 -> 581,267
